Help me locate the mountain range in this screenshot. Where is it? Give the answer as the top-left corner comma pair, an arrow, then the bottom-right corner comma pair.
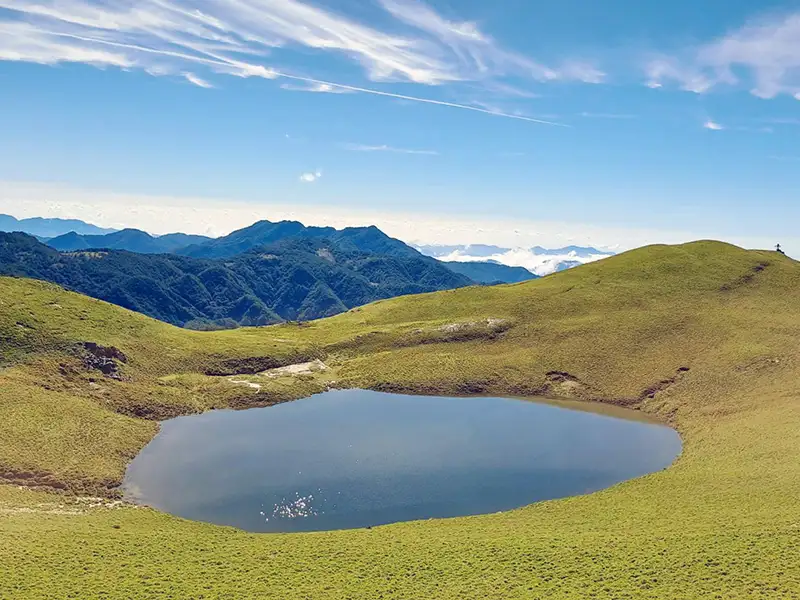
0,232 -> 472,328
0,214 -> 116,238
0,215 -> 610,327
176,220 -> 422,259
47,230 -> 212,254
1,214 -> 602,280
36,219 -> 540,286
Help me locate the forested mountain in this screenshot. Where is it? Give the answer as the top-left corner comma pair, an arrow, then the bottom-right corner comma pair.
39,219 -> 424,260
29,218 -> 592,282
177,220 -> 422,259
442,261 -> 538,284
47,229 -> 212,254
0,233 -> 472,328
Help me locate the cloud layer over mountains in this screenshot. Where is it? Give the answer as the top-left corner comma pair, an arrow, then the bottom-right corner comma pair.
415,244 -> 615,276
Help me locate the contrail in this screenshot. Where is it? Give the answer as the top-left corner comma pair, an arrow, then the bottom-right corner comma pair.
273,71 -> 567,126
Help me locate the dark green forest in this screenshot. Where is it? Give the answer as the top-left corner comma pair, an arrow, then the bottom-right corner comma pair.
0,233 -> 472,329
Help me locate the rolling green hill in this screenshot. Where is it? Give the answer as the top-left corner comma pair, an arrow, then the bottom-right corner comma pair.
0,233 -> 472,327
1,240 -> 799,598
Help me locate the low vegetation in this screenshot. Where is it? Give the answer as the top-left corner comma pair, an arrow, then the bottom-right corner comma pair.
1,240 -> 800,598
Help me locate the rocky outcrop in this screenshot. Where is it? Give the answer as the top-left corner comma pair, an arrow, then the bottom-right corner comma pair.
80,342 -> 128,380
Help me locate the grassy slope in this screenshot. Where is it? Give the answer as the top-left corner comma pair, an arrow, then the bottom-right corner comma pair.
2,241 -> 800,598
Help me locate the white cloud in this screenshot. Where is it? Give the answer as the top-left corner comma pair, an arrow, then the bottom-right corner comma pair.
433,247 -> 612,276
0,20 -> 133,67
280,82 -> 354,94
378,0 -> 604,84
557,61 -> 606,84
0,0 -> 601,123
703,120 -> 724,131
644,58 -> 716,93
645,11 -> 800,99
184,72 -> 213,88
299,170 -> 322,183
342,143 -> 438,155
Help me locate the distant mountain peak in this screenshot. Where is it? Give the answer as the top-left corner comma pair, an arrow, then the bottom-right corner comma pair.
178,220 -> 419,260
0,214 -> 117,238
46,228 -> 212,254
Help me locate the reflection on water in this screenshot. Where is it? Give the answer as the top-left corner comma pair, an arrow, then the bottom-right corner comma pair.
266,491 -> 323,521
123,389 -> 681,533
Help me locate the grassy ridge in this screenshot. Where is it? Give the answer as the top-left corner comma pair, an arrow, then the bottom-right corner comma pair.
2,241 -> 800,598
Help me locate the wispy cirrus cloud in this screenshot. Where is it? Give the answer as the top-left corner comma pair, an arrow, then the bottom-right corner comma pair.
0,0 -> 599,123
343,143 -> 438,155
645,11 -> 800,99
378,0 -> 604,84
184,72 -> 213,88
702,119 -> 774,133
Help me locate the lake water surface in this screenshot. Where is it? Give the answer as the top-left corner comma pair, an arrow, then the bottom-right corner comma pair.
123,389 -> 681,532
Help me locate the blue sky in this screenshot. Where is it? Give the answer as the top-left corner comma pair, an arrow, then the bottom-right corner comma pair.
0,0 -> 799,252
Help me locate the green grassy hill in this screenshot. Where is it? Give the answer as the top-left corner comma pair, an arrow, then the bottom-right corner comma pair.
1,240 -> 799,598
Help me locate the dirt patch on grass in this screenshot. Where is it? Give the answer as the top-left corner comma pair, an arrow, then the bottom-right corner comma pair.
229,378 -> 263,390
639,367 -> 691,401
541,371 -> 591,399
204,350 -> 323,376
720,262 -> 771,292
0,466 -> 122,497
0,496 -> 130,516
261,359 -> 328,378
225,360 -> 329,392
735,356 -> 784,374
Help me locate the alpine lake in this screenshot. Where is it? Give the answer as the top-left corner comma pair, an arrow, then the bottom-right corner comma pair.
123,389 -> 681,533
